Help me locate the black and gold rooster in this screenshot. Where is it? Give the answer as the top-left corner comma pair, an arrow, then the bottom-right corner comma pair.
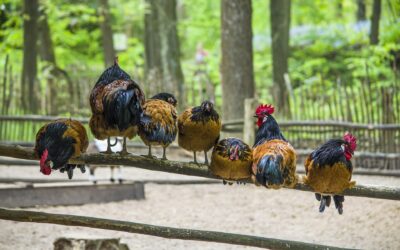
35,119 -> 88,179
178,101 -> 221,164
303,132 -> 357,214
139,93 -> 178,160
89,58 -> 145,155
210,138 -> 253,184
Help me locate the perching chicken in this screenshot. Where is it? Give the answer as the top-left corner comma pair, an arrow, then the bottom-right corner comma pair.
210,138 -> 253,184
178,100 -> 221,164
90,58 -> 145,155
251,104 -> 297,189
34,119 -> 88,179
303,133 -> 357,214
138,93 -> 178,160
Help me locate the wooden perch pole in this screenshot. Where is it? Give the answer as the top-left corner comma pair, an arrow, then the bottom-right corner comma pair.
0,144 -> 399,200
0,208 -> 351,250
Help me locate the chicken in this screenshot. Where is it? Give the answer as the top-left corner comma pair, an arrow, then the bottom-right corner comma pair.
303,133 -> 357,214
34,119 -> 88,179
138,93 -> 178,160
178,100 -> 221,164
251,104 -> 297,189
89,58 -> 145,155
210,138 -> 253,184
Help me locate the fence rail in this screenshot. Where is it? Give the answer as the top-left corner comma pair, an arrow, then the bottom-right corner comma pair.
0,143 -> 399,200
1,115 -> 400,170
0,208 -> 350,250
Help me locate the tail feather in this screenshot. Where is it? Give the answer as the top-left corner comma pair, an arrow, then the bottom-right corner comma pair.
255,155 -> 283,186
103,88 -> 142,131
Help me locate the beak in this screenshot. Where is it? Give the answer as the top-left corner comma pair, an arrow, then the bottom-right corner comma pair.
253,115 -> 258,118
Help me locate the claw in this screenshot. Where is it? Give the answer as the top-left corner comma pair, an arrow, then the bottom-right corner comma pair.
319,197 -> 326,213
67,167 -> 74,180
333,195 -> 344,215
325,196 -> 331,207
79,165 -> 86,173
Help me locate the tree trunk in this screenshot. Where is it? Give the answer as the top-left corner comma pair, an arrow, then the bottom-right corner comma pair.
370,0 -> 381,45
356,0 -> 366,21
144,0 -> 163,96
144,0 -> 185,108
221,0 -> 254,123
38,7 -> 58,115
270,0 -> 291,117
21,0 -> 39,113
158,0 -> 185,108
99,0 -> 116,67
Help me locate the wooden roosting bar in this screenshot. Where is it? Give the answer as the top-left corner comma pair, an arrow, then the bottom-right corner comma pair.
0,143 -> 399,201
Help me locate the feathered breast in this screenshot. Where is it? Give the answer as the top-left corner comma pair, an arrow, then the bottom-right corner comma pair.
210,138 -> 253,180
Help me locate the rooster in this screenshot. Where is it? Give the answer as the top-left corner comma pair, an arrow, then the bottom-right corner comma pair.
139,92 -> 178,160
90,58 -> 145,155
303,133 -> 357,214
178,100 -> 221,164
210,138 -> 252,184
251,104 -> 297,189
34,119 -> 88,179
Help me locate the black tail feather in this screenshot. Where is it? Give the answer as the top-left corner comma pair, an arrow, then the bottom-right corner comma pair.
255,155 -> 283,187
103,87 -> 142,131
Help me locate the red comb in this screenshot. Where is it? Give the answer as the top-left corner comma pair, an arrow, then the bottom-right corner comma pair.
343,132 -> 357,151
255,104 -> 275,116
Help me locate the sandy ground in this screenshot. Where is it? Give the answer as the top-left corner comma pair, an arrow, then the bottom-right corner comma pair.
0,150 -> 400,250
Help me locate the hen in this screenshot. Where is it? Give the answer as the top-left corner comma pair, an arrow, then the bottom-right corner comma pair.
139,92 -> 178,160
178,100 -> 221,164
251,104 -> 297,189
210,138 -> 253,184
34,119 -> 88,179
303,133 -> 357,214
90,58 -> 145,154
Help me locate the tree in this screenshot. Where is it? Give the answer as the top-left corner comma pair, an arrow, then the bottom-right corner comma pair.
38,5 -> 57,114
99,0 -> 116,67
144,0 -> 184,108
144,0 -> 162,80
21,0 -> 39,113
270,0 -> 291,116
220,0 -> 254,122
356,0 -> 366,21
158,0 -> 185,107
370,0 -> 381,45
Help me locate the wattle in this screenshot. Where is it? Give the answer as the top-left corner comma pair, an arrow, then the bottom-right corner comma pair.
344,151 -> 352,161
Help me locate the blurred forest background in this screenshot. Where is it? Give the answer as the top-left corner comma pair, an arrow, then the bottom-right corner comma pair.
0,0 -> 399,124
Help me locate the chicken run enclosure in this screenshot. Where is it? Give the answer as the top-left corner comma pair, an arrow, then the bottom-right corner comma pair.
1,0 -> 400,249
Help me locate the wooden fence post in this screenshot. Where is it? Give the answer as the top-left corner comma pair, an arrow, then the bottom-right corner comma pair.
243,98 -> 258,146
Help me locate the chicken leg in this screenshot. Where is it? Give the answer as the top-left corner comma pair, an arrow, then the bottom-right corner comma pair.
162,147 -> 167,160
119,137 -> 129,155
100,137 -> 113,154
204,150 -> 209,165
190,151 -> 198,164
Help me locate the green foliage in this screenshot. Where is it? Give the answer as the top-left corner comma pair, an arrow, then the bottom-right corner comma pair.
0,0 -> 399,123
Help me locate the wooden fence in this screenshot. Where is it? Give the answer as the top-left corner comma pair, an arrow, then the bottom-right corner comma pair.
1,114 -> 399,170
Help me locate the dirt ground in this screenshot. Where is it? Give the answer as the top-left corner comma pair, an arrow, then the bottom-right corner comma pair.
0,148 -> 400,250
